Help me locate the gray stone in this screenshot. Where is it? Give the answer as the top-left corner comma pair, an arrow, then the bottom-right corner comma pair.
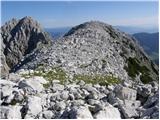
78,80 -> 85,86
140,106 -> 159,119
74,92 -> 82,100
71,99 -> 85,106
93,104 -> 121,119
0,106 -> 22,119
50,92 -> 62,102
1,84 -> 14,98
120,105 -> 139,118
137,84 -> 152,97
119,100 -> 141,118
23,96 -> 42,118
42,110 -> 53,119
68,106 -> 93,119
69,93 -> 75,100
108,92 -> 123,106
124,100 -> 141,108
18,76 -> 47,94
8,73 -> 22,82
60,91 -> 69,100
81,89 -> 90,97
87,99 -> 100,105
86,91 -> 99,100
114,86 -> 137,100
107,85 -> 115,91
143,92 -> 159,109
54,101 -> 66,111
83,84 -> 97,92
51,84 -> 64,92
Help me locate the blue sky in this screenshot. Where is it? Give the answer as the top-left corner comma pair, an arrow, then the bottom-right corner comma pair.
1,1 -> 159,28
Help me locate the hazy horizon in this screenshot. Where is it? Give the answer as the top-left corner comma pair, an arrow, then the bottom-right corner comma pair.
2,1 -> 159,29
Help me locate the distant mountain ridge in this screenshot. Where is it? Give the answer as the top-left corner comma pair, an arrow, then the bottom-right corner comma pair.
45,27 -> 71,39
115,26 -> 158,34
133,32 -> 159,65
45,26 -> 158,38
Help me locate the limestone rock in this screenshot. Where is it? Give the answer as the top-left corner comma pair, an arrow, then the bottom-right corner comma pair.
114,86 -> 137,100
23,96 -> 42,118
1,16 -> 51,74
0,106 -> 22,119
137,84 -> 152,98
120,105 -> 139,118
42,110 -> 54,119
93,104 -> 121,119
68,106 -> 93,119
18,76 -> 47,94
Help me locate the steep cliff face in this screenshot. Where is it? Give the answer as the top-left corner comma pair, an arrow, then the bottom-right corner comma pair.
19,21 -> 158,84
1,16 -> 51,78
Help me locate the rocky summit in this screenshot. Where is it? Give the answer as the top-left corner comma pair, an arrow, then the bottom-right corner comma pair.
1,16 -> 51,78
0,17 -> 159,119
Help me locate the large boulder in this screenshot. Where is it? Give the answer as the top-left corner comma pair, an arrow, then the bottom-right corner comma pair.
41,110 -> 54,119
0,80 -> 16,98
18,76 -> 47,94
143,91 -> 159,109
114,86 -> 137,100
137,84 -> 152,98
22,96 -> 42,118
67,106 -> 93,119
0,106 -> 22,119
0,51 -> 10,78
120,105 -> 139,118
93,104 -> 121,119
51,83 -> 64,92
140,91 -> 159,119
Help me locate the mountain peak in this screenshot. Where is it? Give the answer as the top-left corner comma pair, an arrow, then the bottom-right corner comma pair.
64,21 -> 113,37
1,17 -> 51,77
19,19 -> 158,84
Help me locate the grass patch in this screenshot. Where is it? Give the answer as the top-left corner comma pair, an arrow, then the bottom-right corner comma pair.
124,57 -> 152,84
21,67 -> 68,87
43,83 -> 51,89
140,73 -> 153,84
73,74 -> 121,86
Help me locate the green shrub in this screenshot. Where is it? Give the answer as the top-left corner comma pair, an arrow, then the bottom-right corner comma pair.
140,74 -> 153,84
124,57 -> 151,84
73,74 -> 121,86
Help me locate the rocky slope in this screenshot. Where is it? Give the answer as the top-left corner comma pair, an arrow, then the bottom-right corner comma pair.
0,73 -> 159,119
19,21 -> 158,84
0,18 -> 159,119
0,16 -> 51,78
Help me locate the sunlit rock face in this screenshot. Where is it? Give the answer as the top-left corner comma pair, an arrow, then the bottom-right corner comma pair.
1,16 -> 51,77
